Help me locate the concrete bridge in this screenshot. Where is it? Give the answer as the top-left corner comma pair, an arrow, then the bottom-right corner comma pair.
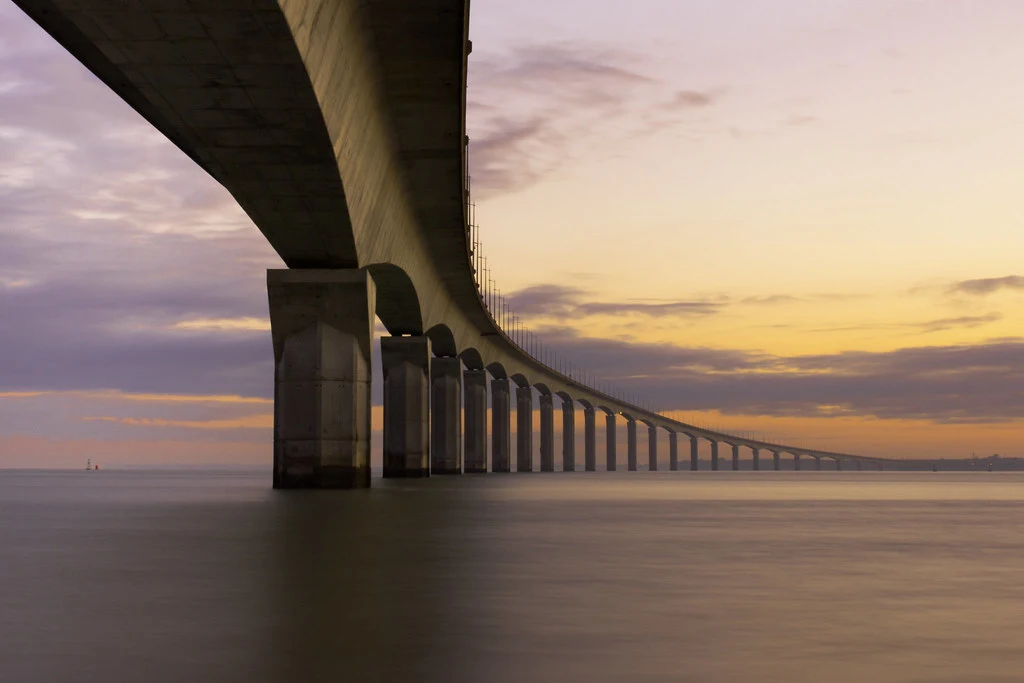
14,0 -> 889,486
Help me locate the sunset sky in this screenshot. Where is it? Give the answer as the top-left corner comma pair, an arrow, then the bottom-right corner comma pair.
2,0 -> 1023,467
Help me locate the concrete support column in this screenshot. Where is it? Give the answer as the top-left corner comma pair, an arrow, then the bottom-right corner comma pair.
856,460 -> 863,471
269,269 -> 374,489
732,443 -> 740,471
710,441 -> 719,471
690,436 -> 699,471
752,448 -> 760,471
584,407 -> 596,472
669,432 -> 679,471
648,425 -> 658,472
539,393 -> 554,472
381,335 -> 431,479
835,458 -> 843,471
463,370 -> 487,473
516,386 -> 533,472
491,379 -> 511,472
430,356 -> 462,475
773,452 -> 781,471
562,400 -> 576,472
878,462 -> 884,471
814,456 -> 822,471
794,453 -> 802,471
606,414 -> 617,471
627,420 -> 638,471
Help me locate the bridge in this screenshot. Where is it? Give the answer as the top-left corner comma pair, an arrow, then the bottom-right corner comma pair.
14,0 -> 888,486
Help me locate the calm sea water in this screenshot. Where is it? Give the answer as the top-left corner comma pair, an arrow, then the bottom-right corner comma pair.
1,469 -> 1023,683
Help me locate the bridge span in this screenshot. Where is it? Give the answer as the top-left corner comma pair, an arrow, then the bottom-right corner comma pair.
14,0 -> 888,486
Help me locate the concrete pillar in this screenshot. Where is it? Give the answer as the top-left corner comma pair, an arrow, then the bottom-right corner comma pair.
732,443 -> 740,471
463,370 -> 487,473
269,269 -> 374,489
430,356 -> 462,475
773,451 -> 781,471
835,458 -> 843,471
516,386 -> 533,472
856,460 -> 863,471
794,453 -> 802,471
669,432 -> 679,471
710,441 -> 719,471
690,436 -> 699,471
648,425 -> 658,471
627,420 -> 638,471
814,456 -> 822,471
491,379 -> 511,472
752,448 -> 760,471
584,406 -> 596,471
539,393 -> 554,472
562,400 -> 576,472
381,336 -> 431,479
606,413 -> 617,471
878,462 -> 884,471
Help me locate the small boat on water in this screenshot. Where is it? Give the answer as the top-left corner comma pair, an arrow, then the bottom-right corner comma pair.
85,459 -> 99,471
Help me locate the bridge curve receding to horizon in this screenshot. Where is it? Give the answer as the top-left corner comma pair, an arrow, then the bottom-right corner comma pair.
13,0 -> 890,487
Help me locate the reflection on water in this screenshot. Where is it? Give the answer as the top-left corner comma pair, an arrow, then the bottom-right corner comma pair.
2,470 -> 1024,683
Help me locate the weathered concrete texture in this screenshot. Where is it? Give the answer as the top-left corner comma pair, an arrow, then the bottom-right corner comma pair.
491,379 -> 511,472
710,441 -> 720,471
381,334 -> 431,478
539,393 -> 554,472
773,452 -> 781,471
516,386 -> 533,472
690,436 -> 699,471
648,426 -> 658,472
269,269 -> 375,489
606,414 -> 617,472
584,406 -> 596,472
794,453 -> 802,471
463,369 -> 487,473
732,443 -> 740,471
752,448 -> 760,471
430,356 -> 462,474
562,401 -> 576,472
669,432 -> 678,471
627,421 -> 638,472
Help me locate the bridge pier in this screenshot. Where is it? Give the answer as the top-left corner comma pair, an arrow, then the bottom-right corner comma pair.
794,453 -> 801,471
430,357 -> 462,474
856,460 -> 863,471
380,335 -> 431,480
517,386 -> 533,472
540,393 -> 555,472
648,425 -> 658,471
606,414 -> 617,471
690,436 -> 699,471
710,441 -> 719,471
562,400 -> 576,472
773,451 -> 781,471
814,456 -> 822,471
669,432 -> 678,471
584,406 -> 596,471
269,269 -> 375,489
491,379 -> 511,472
835,458 -> 843,471
732,443 -> 740,471
752,448 -> 760,471
463,370 -> 488,473
627,420 -> 638,471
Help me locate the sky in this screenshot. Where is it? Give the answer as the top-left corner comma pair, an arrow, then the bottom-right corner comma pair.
1,0 -> 1023,467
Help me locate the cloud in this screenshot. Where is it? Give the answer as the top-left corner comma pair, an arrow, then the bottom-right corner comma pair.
526,326 -> 1024,424
911,313 -> 1002,334
506,283 -> 723,319
947,275 -> 1024,297
663,90 -> 720,109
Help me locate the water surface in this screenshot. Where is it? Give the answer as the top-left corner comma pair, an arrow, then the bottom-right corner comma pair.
2,470 -> 1023,683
